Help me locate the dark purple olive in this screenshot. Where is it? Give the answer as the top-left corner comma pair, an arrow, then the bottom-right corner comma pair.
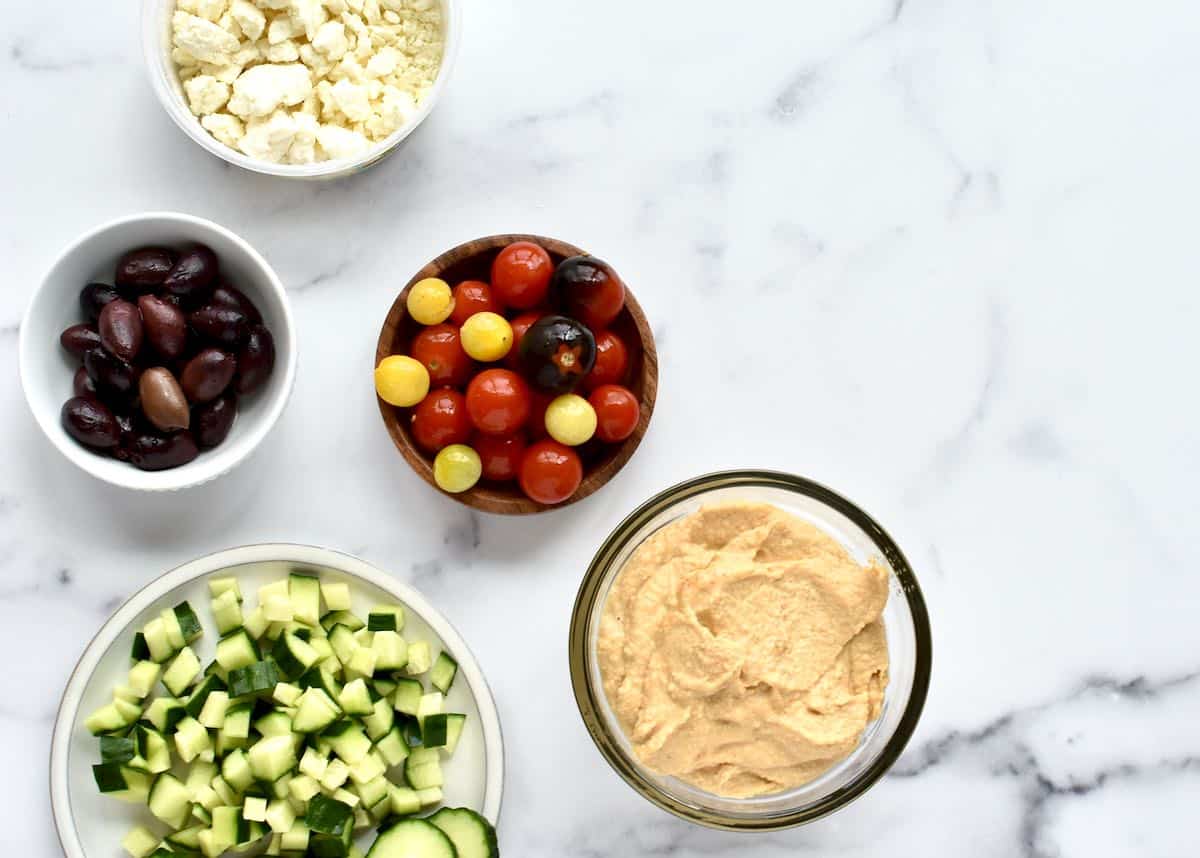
189,305 -> 249,347
83,348 -> 136,399
61,396 -> 120,449
79,283 -> 121,322
180,348 -> 235,403
98,300 -> 143,362
60,324 -> 101,358
163,245 -> 218,300
139,368 -> 190,432
235,326 -> 275,394
72,366 -> 97,397
128,431 -> 199,471
115,247 -> 175,292
138,295 -> 187,359
193,392 -> 237,448
211,283 -> 262,324
112,412 -> 138,460
517,315 -> 596,394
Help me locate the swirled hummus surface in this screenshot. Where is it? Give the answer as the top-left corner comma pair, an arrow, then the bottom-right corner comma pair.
597,501 -> 890,798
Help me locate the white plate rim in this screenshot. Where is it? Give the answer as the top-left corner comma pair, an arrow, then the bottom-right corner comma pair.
49,543 -> 505,857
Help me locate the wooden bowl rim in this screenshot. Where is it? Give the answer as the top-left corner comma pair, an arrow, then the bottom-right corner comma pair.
375,233 -> 658,515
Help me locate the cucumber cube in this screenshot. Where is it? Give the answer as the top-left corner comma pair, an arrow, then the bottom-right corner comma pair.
244,795 -> 268,822
120,825 -> 158,858
320,582 -> 351,611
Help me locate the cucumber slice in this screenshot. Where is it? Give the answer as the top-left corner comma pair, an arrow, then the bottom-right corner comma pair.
366,818 -> 456,858
429,653 -> 458,694
428,808 -> 499,858
289,572 -> 322,627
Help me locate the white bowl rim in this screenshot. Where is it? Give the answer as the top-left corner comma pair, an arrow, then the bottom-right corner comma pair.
49,542 -> 505,858
18,210 -> 298,492
140,0 -> 463,179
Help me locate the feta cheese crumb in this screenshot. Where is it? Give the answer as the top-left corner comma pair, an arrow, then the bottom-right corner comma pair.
227,63 -> 312,118
312,21 -> 348,59
184,74 -> 232,114
230,0 -> 267,40
201,113 -> 245,147
173,12 -> 240,64
316,124 -> 368,160
330,78 -> 371,122
266,39 -> 300,62
238,110 -> 298,161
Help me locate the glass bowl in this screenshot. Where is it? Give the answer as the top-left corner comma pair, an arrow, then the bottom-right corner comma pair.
569,470 -> 932,831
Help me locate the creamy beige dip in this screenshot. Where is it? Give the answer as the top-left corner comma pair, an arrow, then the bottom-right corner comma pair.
597,501 -> 890,798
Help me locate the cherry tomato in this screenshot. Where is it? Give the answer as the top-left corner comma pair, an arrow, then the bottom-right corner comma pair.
450,281 -> 502,326
465,368 -> 531,435
583,329 -> 629,390
411,389 -> 473,452
491,242 -> 553,309
473,432 -> 526,482
551,255 -> 625,330
588,384 -> 640,442
505,311 -> 544,370
527,391 -> 552,439
411,324 -> 472,387
519,440 -> 583,504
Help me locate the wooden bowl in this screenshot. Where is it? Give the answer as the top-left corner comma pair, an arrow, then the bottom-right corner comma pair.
376,235 -> 658,515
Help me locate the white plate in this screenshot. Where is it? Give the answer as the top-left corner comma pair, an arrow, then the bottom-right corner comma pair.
50,544 -> 504,857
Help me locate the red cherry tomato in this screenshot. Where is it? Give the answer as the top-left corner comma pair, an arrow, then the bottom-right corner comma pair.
491,242 -> 553,310
588,384 -> 640,443
465,368 -> 531,435
519,440 -> 583,504
411,324 -> 472,387
450,281 -> 502,326
583,330 -> 629,390
411,389 -> 472,452
526,391 -> 552,439
505,311 -> 544,370
474,432 -> 527,482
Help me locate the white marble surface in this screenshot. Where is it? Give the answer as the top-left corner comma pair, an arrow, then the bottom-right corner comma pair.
2,0 -> 1197,854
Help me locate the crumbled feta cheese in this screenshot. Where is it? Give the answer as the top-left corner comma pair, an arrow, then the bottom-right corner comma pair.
316,124 -> 368,160
364,45 -> 397,77
330,78 -> 370,122
227,63 -> 312,117
267,15 -> 299,43
254,0 -> 291,9
201,113 -> 245,147
173,12 -> 240,63
287,112 -> 320,163
289,0 -> 328,41
195,0 -> 229,22
230,0 -> 267,40
238,110 -> 298,161
266,39 -> 300,62
184,74 -> 232,114
312,21 -> 348,59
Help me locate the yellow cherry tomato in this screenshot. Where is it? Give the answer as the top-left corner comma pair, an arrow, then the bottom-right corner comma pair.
544,394 -> 597,446
434,444 -> 482,493
407,278 -> 455,325
460,312 -> 513,362
374,355 -> 430,407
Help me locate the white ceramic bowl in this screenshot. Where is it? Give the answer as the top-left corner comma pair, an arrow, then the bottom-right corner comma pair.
19,212 -> 297,492
50,544 -> 504,858
141,0 -> 462,180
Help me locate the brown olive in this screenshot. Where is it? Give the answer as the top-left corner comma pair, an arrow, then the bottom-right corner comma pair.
98,300 -> 143,362
180,348 -> 235,403
164,245 -> 218,300
211,283 -> 262,324
84,348 -> 136,399
138,295 -> 187,359
80,283 -> 121,322
60,324 -> 101,358
61,396 -> 120,448
235,325 -> 275,394
115,247 -> 175,291
138,367 -> 190,432
189,305 -> 249,347
193,392 -> 237,448
73,366 -> 97,397
128,431 -> 199,471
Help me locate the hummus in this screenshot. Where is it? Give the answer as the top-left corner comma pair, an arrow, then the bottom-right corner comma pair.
597,501 -> 889,798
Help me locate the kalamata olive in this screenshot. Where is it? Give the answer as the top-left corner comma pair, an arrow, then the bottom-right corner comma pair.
211,283 -> 262,324
98,300 -> 143,362
139,367 -> 190,432
84,348 -> 136,399
180,348 -> 235,403
189,305 -> 249,346
79,283 -> 121,322
193,392 -> 237,448
128,431 -> 199,471
112,412 -> 138,460
60,324 -> 101,358
163,245 -> 219,300
61,396 -> 120,449
236,325 -> 275,394
73,366 -> 97,397
138,295 -> 187,359
115,247 -> 175,291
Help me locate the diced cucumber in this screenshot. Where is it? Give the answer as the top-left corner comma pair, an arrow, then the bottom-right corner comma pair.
266,797 -> 296,834
143,618 -> 174,663
404,748 -> 443,790
159,608 -> 186,651
148,772 -> 191,828
254,708 -> 294,737
355,773 -> 390,809
362,697 -> 395,741
306,793 -> 354,837
144,697 -> 185,733
338,679 -> 374,716
427,808 -> 499,858
173,716 -> 212,763
184,674 -> 227,718
161,645 -> 201,696
208,577 -> 242,601
288,774 -> 321,804
100,735 -> 136,764
211,773 -> 240,806
216,629 -> 261,672
323,720 -> 371,765
371,631 -> 407,671
416,692 -> 444,725
328,625 -> 359,665
244,795 -> 268,822
365,819 -> 455,858
113,684 -> 140,704
174,601 -> 203,643
128,661 -> 162,698
133,724 -> 171,773
320,610 -> 364,633
366,608 -> 402,632
264,594 -> 294,623
415,787 -> 443,808
293,687 -> 341,734
289,572 -> 322,627
388,784 -> 421,816
165,825 -> 204,850
430,653 -> 458,694
212,589 -> 243,635
349,752 -> 385,785
186,758 -> 217,795
273,681 -> 303,707
404,642 -> 431,676
222,702 -> 253,739
92,762 -> 132,792
298,666 -> 343,702
272,632 -> 319,680
120,824 -> 159,858
421,714 -> 449,749
344,646 -> 377,680
244,606 -> 270,639
374,726 -> 410,768
228,660 -> 281,698
85,701 -> 135,735
320,758 -> 350,790
320,582 -> 351,611
392,678 -> 423,717
442,714 -> 466,755
198,690 -> 230,728
222,748 -> 255,790
130,632 -> 150,663
248,734 -> 297,781
210,805 -> 241,852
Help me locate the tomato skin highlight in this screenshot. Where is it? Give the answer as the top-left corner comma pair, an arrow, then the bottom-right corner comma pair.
519,439 -> 583,504
411,388 -> 473,452
589,384 -> 640,442
465,368 -> 532,436
491,242 -> 554,309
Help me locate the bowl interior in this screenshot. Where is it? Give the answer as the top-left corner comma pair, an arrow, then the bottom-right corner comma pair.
20,214 -> 295,491
52,545 -> 503,858
572,473 -> 930,829
376,235 -> 657,515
